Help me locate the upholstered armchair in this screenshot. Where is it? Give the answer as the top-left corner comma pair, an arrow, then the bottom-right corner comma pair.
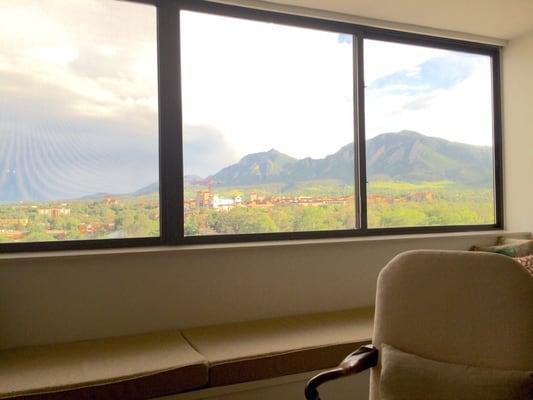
306,250 -> 533,400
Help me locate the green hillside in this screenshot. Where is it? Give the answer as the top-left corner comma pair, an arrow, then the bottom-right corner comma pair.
209,131 -> 493,188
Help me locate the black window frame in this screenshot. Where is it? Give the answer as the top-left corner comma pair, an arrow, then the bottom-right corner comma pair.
0,0 -> 503,253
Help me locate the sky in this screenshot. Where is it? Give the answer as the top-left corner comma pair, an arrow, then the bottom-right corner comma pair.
181,10 -> 354,176
0,0 -> 159,201
364,39 -> 493,148
0,1 -> 494,200
181,11 -> 494,176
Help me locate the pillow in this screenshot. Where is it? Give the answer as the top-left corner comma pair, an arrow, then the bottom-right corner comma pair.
470,239 -> 533,257
513,254 -> 533,276
380,344 -> 533,400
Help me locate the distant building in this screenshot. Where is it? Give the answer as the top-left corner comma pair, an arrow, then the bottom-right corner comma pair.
2,231 -> 24,240
0,218 -> 29,227
38,207 -> 71,218
411,192 -> 435,202
194,191 -> 243,210
211,195 -> 235,210
103,197 -> 118,205
196,191 -> 211,209
368,195 -> 390,204
78,222 -> 115,234
184,199 -> 196,211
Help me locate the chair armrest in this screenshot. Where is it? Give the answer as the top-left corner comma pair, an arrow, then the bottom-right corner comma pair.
304,344 -> 378,400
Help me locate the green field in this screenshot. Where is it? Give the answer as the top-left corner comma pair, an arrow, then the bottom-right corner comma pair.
366,180 -> 494,228
0,180 -> 495,242
184,180 -> 495,236
0,194 -> 159,243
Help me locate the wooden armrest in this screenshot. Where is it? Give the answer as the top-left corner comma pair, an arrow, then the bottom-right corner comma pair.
304,344 -> 378,400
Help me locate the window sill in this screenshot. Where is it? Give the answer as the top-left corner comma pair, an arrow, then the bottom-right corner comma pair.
0,230 -> 529,262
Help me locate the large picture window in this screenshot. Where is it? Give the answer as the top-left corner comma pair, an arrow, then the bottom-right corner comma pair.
0,0 -> 502,251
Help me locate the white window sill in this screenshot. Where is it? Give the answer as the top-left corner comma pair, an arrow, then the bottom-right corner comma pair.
0,230 -> 529,262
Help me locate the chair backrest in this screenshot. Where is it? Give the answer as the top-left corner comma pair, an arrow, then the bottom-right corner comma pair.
370,250 -> 533,400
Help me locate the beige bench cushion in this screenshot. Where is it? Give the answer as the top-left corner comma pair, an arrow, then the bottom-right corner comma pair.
0,332 -> 208,399
183,308 -> 373,386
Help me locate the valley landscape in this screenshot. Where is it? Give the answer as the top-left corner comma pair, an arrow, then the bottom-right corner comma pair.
0,131 -> 496,242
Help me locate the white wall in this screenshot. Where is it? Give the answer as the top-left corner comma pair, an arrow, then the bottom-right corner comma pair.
2,233 -> 521,400
0,232 -> 521,350
503,30 -> 533,231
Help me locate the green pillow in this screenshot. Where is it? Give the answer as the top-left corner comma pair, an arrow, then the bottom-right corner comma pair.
470,239 -> 533,257
380,344 -> 533,400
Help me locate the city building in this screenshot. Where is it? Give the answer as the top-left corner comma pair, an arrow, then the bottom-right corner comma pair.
38,207 -> 71,218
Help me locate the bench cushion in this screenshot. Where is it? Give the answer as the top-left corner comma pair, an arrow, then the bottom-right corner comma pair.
183,308 -> 373,386
0,332 -> 208,399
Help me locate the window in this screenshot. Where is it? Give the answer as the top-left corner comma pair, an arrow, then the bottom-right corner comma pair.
364,40 -> 496,228
0,0 -> 159,246
0,0 -> 502,251
180,11 -> 356,236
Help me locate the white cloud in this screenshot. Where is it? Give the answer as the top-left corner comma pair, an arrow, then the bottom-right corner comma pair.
0,1 -> 160,199
363,39 -> 444,84
0,0 -> 158,124
180,11 -> 355,162
183,125 -> 239,177
365,40 -> 493,146
181,13 -> 495,174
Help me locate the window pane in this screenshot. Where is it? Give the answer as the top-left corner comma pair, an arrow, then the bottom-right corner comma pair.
0,1 -> 159,243
181,11 -> 356,236
364,39 -> 495,228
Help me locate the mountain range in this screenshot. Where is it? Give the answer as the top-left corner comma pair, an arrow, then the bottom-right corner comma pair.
0,130 -> 493,203
209,131 -> 493,188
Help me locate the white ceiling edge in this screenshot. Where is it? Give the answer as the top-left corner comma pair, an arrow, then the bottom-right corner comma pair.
208,0 -> 508,47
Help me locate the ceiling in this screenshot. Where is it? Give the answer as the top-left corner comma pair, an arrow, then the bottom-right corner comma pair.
263,0 -> 533,40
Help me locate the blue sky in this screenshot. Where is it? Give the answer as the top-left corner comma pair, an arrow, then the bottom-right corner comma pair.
364,39 -> 493,148
369,54 -> 476,95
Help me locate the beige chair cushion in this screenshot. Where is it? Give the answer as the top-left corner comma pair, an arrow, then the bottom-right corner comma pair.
0,332 -> 208,399
380,344 -> 533,400
371,250 -> 533,400
183,308 -> 373,386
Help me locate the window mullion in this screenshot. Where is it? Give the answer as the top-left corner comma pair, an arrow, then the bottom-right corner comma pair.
157,1 -> 183,245
492,51 -> 504,229
355,34 -> 368,232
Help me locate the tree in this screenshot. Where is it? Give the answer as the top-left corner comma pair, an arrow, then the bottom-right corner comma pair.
24,230 -> 55,242
294,206 -> 329,231
116,210 -> 136,232
271,207 -> 295,232
207,208 -> 277,234
379,205 -> 427,227
184,215 -> 200,236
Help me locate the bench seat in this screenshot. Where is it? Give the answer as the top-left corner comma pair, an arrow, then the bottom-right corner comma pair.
0,332 -> 208,400
183,307 -> 374,386
0,308 -> 374,399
